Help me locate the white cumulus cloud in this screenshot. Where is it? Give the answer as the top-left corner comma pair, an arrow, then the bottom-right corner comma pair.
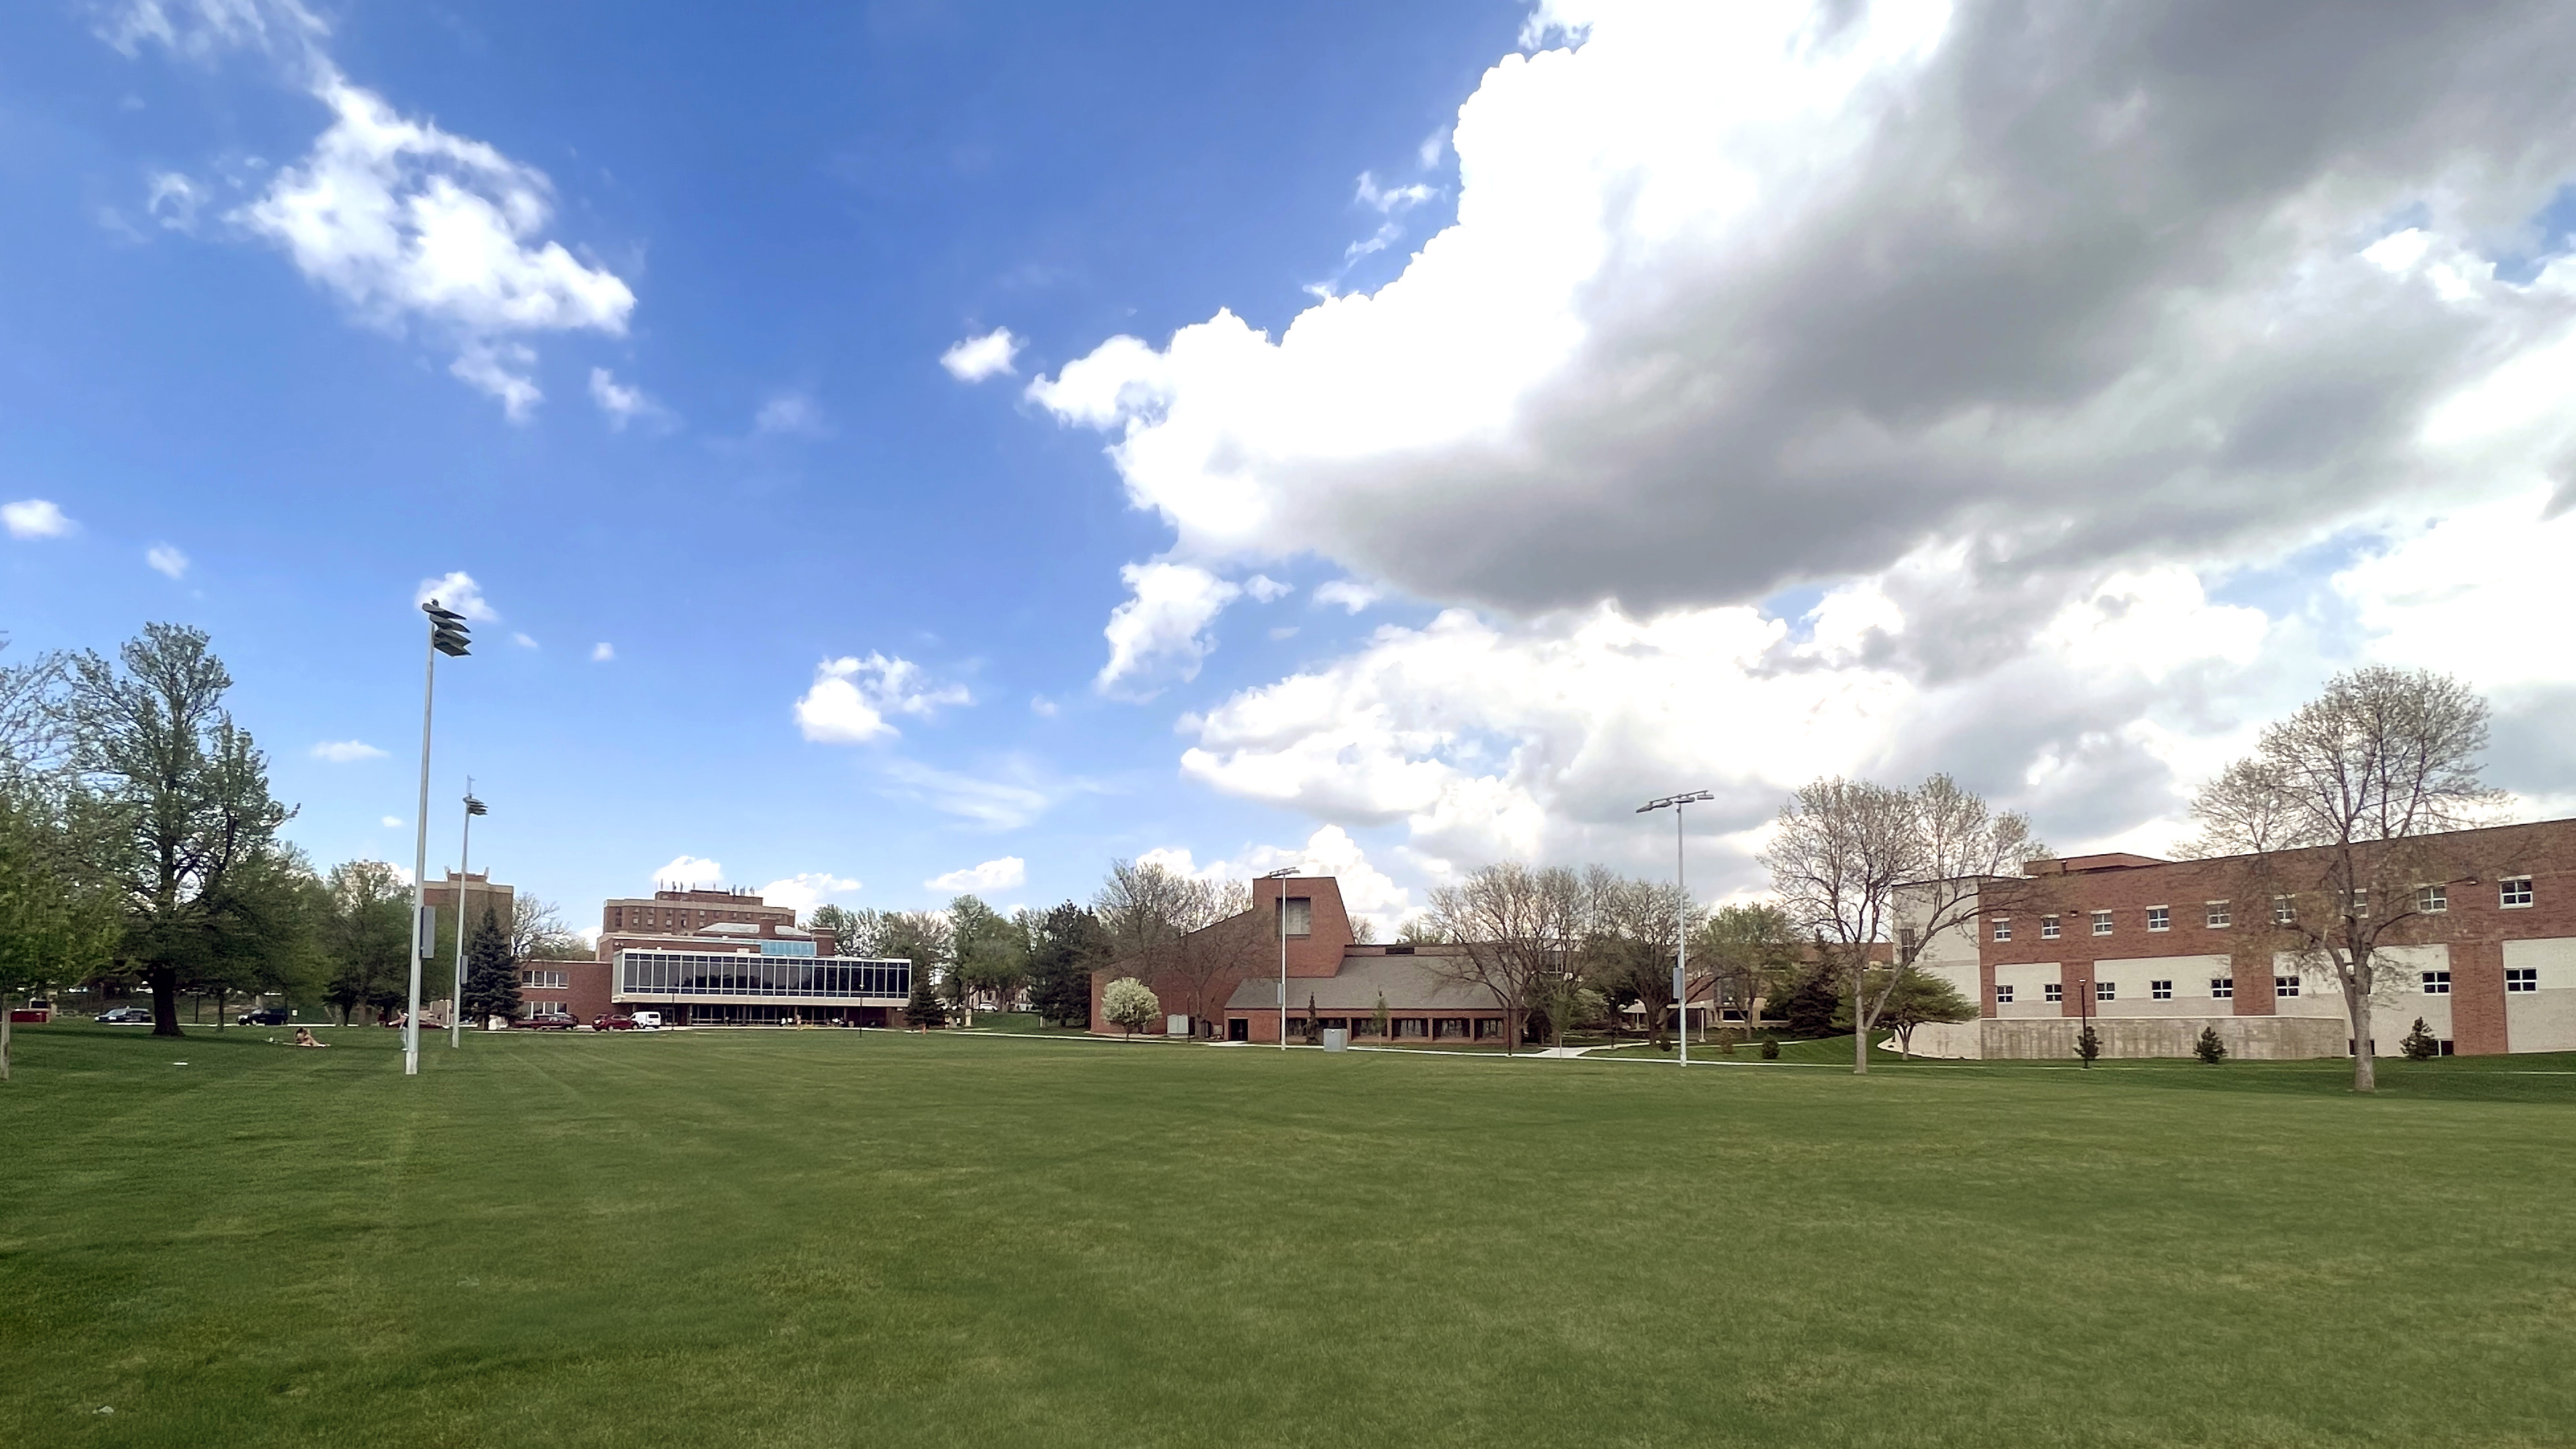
415,570 -> 496,621
589,367 -> 670,431
146,544 -> 189,579
1312,580 -> 1380,614
1096,560 -> 1242,699
3,500 -> 75,539
654,855 -> 723,889
758,871 -> 862,915
310,739 -> 386,762
591,642 -> 614,662
940,327 -> 1022,382
926,856 -> 1027,893
795,653 -> 971,744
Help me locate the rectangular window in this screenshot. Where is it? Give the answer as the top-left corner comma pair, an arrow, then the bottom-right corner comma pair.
2274,896 -> 2296,925
2417,884 -> 2448,914
2096,981 -> 2116,1002
2043,983 -> 2064,1003
2507,967 -> 2538,993
2206,901 -> 2231,928
2151,980 -> 2174,1000
518,969 -> 568,990
2422,971 -> 2452,995
2211,978 -> 2234,999
2041,915 -> 2061,940
2276,976 -> 2301,998
2147,906 -> 2170,932
2350,889 -> 2370,916
2501,877 -> 2534,908
1992,918 -> 2012,942
2091,910 -> 2113,936
1898,926 -> 1920,953
1994,984 -> 2016,1004
1280,897 -> 1313,936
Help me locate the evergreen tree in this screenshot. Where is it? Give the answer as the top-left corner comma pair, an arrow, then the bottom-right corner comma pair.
1026,901 -> 1106,1026
2074,1021 -> 2102,1067
459,906 -> 519,1025
2399,1017 -> 2442,1061
904,966 -> 942,1030
1778,965 -> 1840,1038
2194,1026 -> 2228,1064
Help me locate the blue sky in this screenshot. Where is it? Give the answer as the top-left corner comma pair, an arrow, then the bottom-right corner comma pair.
7,1 -> 2576,934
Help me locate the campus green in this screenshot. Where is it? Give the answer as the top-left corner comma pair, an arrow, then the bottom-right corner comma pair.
3,1023 -> 2571,1447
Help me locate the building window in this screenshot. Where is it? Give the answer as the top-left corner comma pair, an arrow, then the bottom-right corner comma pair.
2349,889 -> 2370,916
1280,897 -> 1313,936
2417,884 -> 2448,914
519,969 -> 568,990
1994,984 -> 2015,1004
2096,981 -> 2116,1002
2044,983 -> 2064,1003
2211,978 -> 2234,999
1898,926 -> 1920,954
2091,910 -> 2113,936
2276,976 -> 2301,998
1396,1018 -> 1427,1038
2206,901 -> 2231,928
1475,1018 -> 1503,1039
2501,877 -> 2534,908
2422,971 -> 2451,995
2151,980 -> 2174,1000
2147,906 -> 2170,932
2041,915 -> 2061,940
2507,967 -> 2538,993
1992,918 -> 2012,942
2273,896 -> 2295,925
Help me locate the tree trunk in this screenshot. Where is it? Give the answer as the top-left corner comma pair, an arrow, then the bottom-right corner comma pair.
150,965 -> 183,1039
214,986 -> 229,1030
2,992 -> 14,1081
2348,981 -> 2377,1093
1851,968 -> 1869,1076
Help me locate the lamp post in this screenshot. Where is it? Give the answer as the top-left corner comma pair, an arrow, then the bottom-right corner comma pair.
1265,866 -> 1298,1049
1636,790 -> 1713,1067
405,600 -> 471,1076
449,785 -> 488,1049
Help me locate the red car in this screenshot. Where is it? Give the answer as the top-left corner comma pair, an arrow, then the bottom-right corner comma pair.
517,1013 -> 579,1031
592,1014 -> 639,1032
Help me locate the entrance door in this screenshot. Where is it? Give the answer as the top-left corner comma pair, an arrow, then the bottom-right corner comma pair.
1227,1017 -> 1249,1041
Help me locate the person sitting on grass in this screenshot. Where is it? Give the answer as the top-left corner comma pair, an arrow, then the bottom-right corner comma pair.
292,1027 -> 329,1048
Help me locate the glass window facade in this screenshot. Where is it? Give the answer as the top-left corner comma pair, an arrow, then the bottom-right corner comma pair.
615,951 -> 910,1002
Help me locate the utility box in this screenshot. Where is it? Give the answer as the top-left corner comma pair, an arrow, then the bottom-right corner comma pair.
1322,1028 -> 1349,1052
1166,1014 -> 1190,1037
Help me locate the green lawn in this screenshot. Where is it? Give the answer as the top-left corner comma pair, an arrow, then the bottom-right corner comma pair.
3,1024 -> 2572,1447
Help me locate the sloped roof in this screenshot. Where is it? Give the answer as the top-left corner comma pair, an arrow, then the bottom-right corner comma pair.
1223,948 -> 1500,1012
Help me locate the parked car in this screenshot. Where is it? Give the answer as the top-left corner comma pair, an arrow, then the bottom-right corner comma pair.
95,1006 -> 153,1024
592,1014 -> 639,1032
517,1013 -> 579,1031
631,1011 -> 663,1030
237,1007 -> 289,1026
10,998 -> 53,1024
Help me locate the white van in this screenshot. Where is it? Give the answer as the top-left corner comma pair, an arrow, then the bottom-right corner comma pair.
631,1011 -> 663,1030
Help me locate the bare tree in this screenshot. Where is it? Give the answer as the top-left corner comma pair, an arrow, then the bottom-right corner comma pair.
1763,773 -> 2041,1075
2185,667 -> 2503,1092
510,895 -> 585,962
1093,861 -> 1257,1037
1425,862 -> 1582,1053
1579,867 -> 1689,1049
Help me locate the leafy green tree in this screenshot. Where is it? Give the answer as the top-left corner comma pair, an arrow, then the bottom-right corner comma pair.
187,846 -> 324,1028
1695,902 -> 1800,1043
322,860 -> 412,1026
903,967 -> 943,1030
0,789 -> 119,1080
1102,977 -> 1161,1039
1026,901 -> 1107,1026
950,894 -> 1029,1025
1578,866 -> 1688,1050
1873,969 -> 1976,1059
67,625 -> 294,1039
460,906 -> 519,1025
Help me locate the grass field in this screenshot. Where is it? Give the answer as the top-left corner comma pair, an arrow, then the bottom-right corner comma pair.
4,1024 -> 2573,1448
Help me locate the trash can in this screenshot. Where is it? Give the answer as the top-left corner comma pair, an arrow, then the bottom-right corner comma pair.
1322,1028 -> 1349,1052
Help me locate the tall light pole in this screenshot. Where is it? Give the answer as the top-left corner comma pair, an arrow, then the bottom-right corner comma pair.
1637,790 -> 1713,1067
449,785 -> 487,1049
1265,866 -> 1298,1049
406,600 -> 471,1076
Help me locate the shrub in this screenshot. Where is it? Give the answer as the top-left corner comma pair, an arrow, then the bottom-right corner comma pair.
1758,1039 -> 1781,1061
1102,977 -> 1161,1039
2193,1026 -> 2227,1065
2074,1022 -> 2102,1068
2400,1017 -> 2442,1061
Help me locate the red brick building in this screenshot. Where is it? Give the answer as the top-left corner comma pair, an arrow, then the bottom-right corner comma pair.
1089,875 -> 1515,1043
1900,817 -> 2576,1059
